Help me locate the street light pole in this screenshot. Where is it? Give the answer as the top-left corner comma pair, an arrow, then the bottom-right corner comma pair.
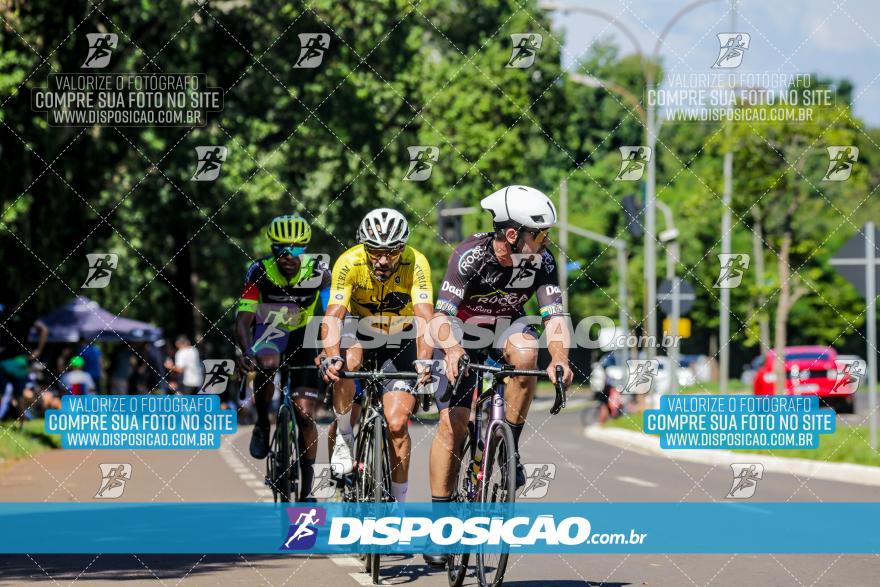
719,0 -> 737,393
543,0 -> 719,365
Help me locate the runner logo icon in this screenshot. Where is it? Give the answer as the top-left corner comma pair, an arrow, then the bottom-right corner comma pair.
622,360 -> 658,395
506,254 -> 542,288
95,463 -> 132,498
199,360 -> 234,394
519,463 -> 557,499
82,33 -> 118,69
616,147 -> 651,181
82,253 -> 118,289
191,146 -> 228,181
294,33 -> 330,69
714,254 -> 750,288
727,463 -> 763,499
823,146 -> 859,181
404,146 -> 439,181
281,506 -> 326,550
712,33 -> 750,68
506,33 -> 542,68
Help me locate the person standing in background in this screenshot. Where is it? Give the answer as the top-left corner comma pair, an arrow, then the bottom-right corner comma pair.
165,336 -> 202,394
77,337 -> 103,394
0,297 -> 49,420
60,356 -> 96,395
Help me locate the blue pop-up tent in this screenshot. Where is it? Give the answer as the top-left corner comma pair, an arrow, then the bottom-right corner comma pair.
35,296 -> 162,343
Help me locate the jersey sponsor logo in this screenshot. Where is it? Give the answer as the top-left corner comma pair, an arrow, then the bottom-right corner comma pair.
469,289 -> 530,307
435,299 -> 458,315
265,294 -> 311,303
542,250 -> 556,274
544,285 -> 562,297
505,254 -> 542,288
354,291 -> 411,315
457,245 -> 486,274
540,303 -> 564,317
440,281 -> 464,298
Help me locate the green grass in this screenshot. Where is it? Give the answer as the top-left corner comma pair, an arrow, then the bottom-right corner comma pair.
0,419 -> 61,464
602,413 -> 880,466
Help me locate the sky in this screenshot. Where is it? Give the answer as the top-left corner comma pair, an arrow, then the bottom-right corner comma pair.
548,0 -> 880,126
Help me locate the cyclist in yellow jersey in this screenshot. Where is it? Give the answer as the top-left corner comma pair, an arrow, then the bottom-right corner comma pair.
320,209 -> 434,503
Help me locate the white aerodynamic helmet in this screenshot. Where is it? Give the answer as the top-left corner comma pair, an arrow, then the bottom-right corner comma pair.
357,208 -> 410,248
480,185 -> 558,230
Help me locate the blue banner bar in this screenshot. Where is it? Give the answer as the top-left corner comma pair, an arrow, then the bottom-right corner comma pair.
1,502 -> 879,554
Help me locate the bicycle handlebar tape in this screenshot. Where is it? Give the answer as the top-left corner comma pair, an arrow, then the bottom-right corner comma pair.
551,364 -> 566,415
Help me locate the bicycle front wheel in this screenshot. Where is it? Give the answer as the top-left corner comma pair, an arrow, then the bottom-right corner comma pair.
476,423 -> 515,587
447,436 -> 473,587
274,405 -> 293,502
370,417 -> 390,585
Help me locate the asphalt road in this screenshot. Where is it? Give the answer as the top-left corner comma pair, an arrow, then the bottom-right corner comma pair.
1,398 -> 878,586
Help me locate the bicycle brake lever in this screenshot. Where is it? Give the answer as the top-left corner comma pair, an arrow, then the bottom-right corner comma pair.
551,364 -> 566,415
238,375 -> 248,401
439,354 -> 470,403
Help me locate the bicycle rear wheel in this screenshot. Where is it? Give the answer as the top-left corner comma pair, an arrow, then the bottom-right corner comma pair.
447,437 -> 473,587
476,423 -> 515,587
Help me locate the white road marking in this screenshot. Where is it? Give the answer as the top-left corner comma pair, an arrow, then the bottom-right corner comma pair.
348,572 -> 378,585
616,475 -> 658,488
219,429 -> 271,501
331,556 -> 363,567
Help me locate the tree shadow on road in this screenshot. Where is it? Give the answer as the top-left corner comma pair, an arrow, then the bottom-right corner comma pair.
0,553 -> 323,582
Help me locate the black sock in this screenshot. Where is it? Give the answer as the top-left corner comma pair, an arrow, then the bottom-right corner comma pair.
299,458 -> 315,500
431,495 -> 452,503
506,419 -> 524,455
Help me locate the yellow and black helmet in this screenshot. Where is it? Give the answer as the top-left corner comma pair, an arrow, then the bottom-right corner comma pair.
266,215 -> 311,245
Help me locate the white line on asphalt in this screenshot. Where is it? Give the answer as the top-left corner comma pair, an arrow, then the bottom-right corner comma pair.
331,556 -> 363,567
616,475 -> 658,488
219,428 -> 271,501
348,572 -> 377,585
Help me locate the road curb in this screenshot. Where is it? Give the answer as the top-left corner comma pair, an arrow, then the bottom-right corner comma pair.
584,425 -> 880,487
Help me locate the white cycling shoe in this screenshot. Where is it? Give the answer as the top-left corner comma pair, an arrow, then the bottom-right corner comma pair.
331,432 -> 355,476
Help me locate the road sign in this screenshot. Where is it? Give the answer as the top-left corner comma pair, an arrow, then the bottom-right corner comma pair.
658,279 -> 695,315
663,317 -> 691,338
830,225 -> 880,297
830,222 -> 878,449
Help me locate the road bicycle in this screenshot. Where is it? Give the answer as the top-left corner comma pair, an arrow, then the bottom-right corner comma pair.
239,359 -> 317,503
443,355 -> 566,587
339,360 -> 423,585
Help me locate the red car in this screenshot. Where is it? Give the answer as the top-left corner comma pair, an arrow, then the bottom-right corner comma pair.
752,346 -> 855,413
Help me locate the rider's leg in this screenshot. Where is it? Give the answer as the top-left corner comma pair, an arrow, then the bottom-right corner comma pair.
293,392 -> 318,500
383,388 -> 416,502
330,344 -> 362,475
327,403 -> 360,457
502,330 -> 539,436
502,331 -> 539,488
428,406 -> 469,497
249,353 -> 279,459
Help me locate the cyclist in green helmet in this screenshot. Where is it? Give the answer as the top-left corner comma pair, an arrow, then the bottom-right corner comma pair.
234,215 -> 331,501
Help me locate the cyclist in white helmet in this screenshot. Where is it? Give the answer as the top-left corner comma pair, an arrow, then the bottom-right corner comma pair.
320,209 -> 435,504
424,185 -> 573,567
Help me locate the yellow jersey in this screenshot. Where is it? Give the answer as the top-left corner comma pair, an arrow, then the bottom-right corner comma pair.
329,244 -> 433,327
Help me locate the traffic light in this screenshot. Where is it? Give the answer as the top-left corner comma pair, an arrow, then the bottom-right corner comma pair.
437,201 -> 463,243
621,194 -> 643,239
